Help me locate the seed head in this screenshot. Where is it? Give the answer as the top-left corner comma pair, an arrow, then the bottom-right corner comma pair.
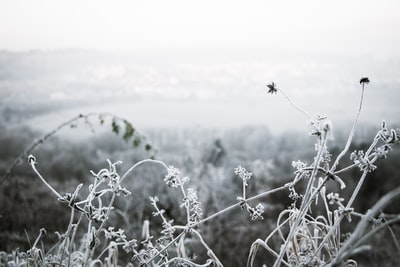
266,82 -> 278,94
28,154 -> 36,165
359,77 -> 370,85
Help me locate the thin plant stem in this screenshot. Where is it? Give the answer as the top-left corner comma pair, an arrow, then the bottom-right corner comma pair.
96,194 -> 116,236
334,153 -> 377,174
384,219 -> 400,254
177,181 -> 191,225
120,159 -> 168,182
194,185 -> 287,226
347,156 -> 378,206
1,113 -> 96,185
1,112 -> 151,186
329,186 -> 400,266
273,176 -> 329,267
30,161 -> 62,199
144,231 -> 185,265
302,134 -> 327,207
68,213 -> 83,266
330,83 -> 365,172
191,229 -> 224,266
63,208 -> 76,267
278,88 -> 312,120
164,257 -> 215,267
260,214 -> 292,266
274,135 -> 328,267
312,168 -> 370,261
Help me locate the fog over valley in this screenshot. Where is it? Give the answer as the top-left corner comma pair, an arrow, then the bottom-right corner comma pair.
1,49 -> 399,134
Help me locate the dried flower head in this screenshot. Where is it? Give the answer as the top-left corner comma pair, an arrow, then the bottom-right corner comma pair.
292,160 -> 307,171
326,192 -> 344,206
234,165 -> 252,186
359,77 -> 370,85
28,154 -> 36,165
164,166 -> 181,187
248,203 -> 265,220
266,82 -> 278,94
350,150 -> 377,172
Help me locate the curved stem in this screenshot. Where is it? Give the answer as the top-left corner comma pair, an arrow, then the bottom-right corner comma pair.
330,83 -> 365,172
1,112 -> 151,186
30,161 -> 62,199
2,113 -> 92,185
191,229 -> 224,266
312,167 -> 371,260
278,88 -> 312,120
328,185 -> 400,266
120,159 -> 168,183
273,176 -> 329,267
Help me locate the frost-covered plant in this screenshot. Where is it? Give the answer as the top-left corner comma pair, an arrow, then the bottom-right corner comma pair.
1,77 -> 400,267
0,112 -> 155,186
245,78 -> 400,267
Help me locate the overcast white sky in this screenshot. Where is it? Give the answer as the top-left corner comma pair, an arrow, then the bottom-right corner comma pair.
1,0 -> 400,58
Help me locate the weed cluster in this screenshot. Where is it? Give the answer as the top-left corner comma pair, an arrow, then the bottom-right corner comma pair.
1,78 -> 400,267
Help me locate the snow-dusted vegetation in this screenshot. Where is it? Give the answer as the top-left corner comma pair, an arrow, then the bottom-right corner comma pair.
1,78 -> 400,266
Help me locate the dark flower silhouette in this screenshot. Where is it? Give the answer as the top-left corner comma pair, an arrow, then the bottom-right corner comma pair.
359,77 -> 370,85
266,82 -> 278,94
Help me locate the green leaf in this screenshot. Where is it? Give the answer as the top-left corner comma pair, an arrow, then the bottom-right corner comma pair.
133,137 -> 141,148
145,144 -> 152,151
123,121 -> 135,142
111,119 -> 120,135
99,115 -> 105,125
